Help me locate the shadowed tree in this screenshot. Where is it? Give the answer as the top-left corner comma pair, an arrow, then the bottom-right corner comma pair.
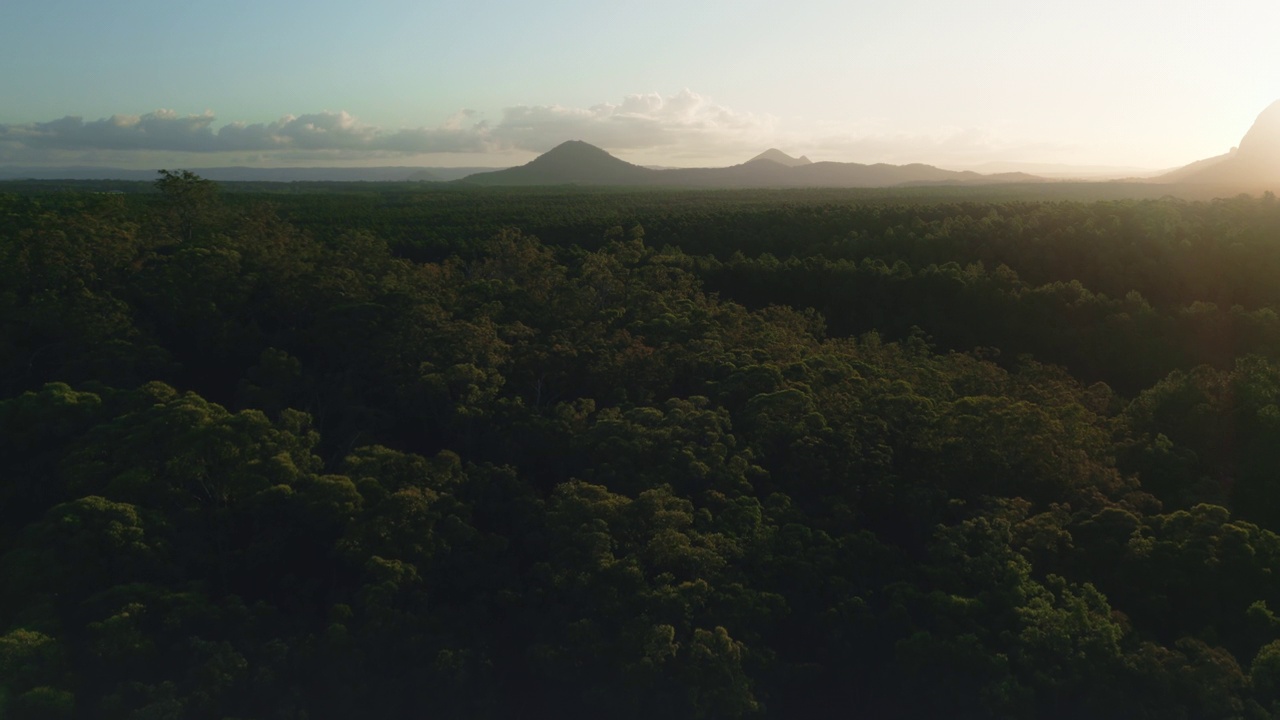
154,169 -> 219,243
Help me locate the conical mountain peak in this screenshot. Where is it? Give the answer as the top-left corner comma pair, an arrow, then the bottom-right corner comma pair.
749,148 -> 813,167
461,140 -> 653,186
536,140 -> 623,162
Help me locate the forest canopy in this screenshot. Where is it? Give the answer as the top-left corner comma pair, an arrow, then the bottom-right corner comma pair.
3,176 -> 1280,718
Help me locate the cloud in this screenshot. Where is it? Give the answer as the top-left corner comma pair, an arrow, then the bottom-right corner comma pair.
215,112 -> 490,154
490,89 -> 774,155
0,91 -> 774,165
0,109 -> 492,158
2,110 -> 222,152
0,92 -> 1068,168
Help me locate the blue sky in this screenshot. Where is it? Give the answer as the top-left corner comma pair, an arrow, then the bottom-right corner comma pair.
2,0 -> 1278,170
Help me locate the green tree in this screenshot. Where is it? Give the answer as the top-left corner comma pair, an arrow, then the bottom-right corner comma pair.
153,169 -> 219,243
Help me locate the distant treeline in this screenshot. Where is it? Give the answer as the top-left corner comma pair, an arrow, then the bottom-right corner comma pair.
4,178 -> 1280,719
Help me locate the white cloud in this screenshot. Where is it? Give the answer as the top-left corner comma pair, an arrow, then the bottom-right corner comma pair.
2,110 -> 221,151
0,92 -> 1079,168
0,109 -> 492,159
491,89 -> 775,156
0,91 -> 778,165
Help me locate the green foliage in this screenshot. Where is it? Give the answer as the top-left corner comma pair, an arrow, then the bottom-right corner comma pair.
6,180 -> 1280,716
153,169 -> 220,242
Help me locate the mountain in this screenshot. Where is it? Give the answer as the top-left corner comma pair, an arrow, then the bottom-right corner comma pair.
1155,151 -> 1236,184
459,142 -> 1044,188
461,140 -> 655,186
1159,101 -> 1280,189
748,149 -> 813,167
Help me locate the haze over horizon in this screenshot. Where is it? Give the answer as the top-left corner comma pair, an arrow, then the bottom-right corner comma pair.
3,0 -> 1278,173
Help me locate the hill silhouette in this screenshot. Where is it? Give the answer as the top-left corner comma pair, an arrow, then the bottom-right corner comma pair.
749,149 -> 813,167
460,142 -> 1043,188
1161,100 -> 1280,190
462,140 -> 655,186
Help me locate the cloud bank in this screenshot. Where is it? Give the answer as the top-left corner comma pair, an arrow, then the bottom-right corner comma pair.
0,90 -> 1071,169
0,108 -> 490,155
0,90 -> 773,164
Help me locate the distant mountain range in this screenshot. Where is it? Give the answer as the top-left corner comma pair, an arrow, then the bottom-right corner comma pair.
459,141 -> 1045,188
1155,101 -> 1280,190
3,100 -> 1277,191
453,100 -> 1280,190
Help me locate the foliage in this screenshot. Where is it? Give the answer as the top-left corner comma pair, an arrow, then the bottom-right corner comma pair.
3,177 -> 1280,717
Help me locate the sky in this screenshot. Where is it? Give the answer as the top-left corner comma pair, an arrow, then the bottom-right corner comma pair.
2,0 -> 1278,171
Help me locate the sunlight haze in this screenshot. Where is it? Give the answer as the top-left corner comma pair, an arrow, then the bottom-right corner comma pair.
2,0 -> 1277,172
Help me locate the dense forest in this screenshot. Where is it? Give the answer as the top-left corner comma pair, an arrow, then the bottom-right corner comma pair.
5,174 -> 1280,718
